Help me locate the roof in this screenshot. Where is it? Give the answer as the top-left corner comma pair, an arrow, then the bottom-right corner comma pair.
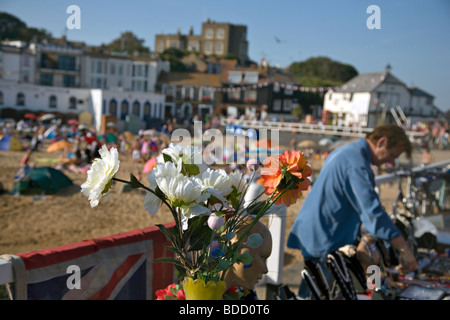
158,71 -> 222,87
336,71 -> 406,93
408,86 -> 434,98
258,67 -> 299,84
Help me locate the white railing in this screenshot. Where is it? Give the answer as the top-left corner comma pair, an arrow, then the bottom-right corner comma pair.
2,160 -> 449,296
220,118 -> 425,139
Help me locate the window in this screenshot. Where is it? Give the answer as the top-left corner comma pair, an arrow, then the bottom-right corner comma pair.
17,92 -> 25,106
110,63 -> 115,75
0,91 -> 3,105
188,41 -> 199,52
49,95 -> 57,108
132,101 -> 140,116
120,100 -> 129,120
216,28 -> 225,39
118,64 -> 123,76
58,56 -> 76,71
204,42 -> 213,54
109,99 -> 117,115
228,89 -> 241,101
63,75 -> 76,88
215,41 -> 224,55
273,99 -> 281,111
158,40 -> 164,53
96,61 -> 103,74
40,73 -> 53,86
283,99 -> 293,111
69,96 -> 77,109
244,90 -> 257,103
205,28 -> 214,39
96,78 -> 102,89
273,82 -> 280,93
143,101 -> 151,120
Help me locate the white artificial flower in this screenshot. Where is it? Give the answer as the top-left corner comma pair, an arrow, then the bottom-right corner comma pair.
201,168 -> 232,197
144,161 -> 183,216
159,143 -> 207,174
81,145 -> 120,208
153,160 -> 183,180
229,171 -> 246,194
157,175 -> 211,229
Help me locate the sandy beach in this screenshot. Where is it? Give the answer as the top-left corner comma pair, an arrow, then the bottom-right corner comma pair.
1,131 -> 449,276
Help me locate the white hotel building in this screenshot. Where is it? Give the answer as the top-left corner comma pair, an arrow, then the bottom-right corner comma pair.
0,39 -> 170,133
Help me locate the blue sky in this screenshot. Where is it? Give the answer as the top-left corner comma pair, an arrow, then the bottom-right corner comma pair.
2,0 -> 450,111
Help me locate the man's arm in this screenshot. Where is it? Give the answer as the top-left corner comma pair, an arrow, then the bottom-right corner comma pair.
390,236 -> 418,273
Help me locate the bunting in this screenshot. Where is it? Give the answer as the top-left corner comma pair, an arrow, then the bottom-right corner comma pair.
193,81 -> 340,93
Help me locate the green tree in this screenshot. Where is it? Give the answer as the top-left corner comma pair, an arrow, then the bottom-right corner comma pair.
289,56 -> 358,87
159,48 -> 187,72
291,104 -> 303,120
0,12 -> 52,42
104,31 -> 150,56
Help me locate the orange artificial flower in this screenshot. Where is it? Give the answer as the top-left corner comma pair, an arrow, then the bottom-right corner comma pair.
260,150 -> 312,207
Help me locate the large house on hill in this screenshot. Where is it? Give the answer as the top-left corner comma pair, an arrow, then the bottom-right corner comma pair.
323,66 -> 443,128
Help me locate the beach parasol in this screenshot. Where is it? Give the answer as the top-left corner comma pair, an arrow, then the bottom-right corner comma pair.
319,137 -> 336,146
143,157 -> 158,173
123,131 -> 136,141
40,114 -> 56,121
24,113 -> 38,120
47,140 -> 72,153
298,140 -> 317,148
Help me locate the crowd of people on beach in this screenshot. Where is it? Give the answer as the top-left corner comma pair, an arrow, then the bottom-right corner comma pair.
2,114 -> 448,192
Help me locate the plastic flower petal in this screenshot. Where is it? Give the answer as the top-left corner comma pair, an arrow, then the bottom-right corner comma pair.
260,156 -> 282,190
81,145 -> 119,208
279,149 -> 313,181
201,168 -> 232,197
143,191 -> 161,215
260,149 -> 312,207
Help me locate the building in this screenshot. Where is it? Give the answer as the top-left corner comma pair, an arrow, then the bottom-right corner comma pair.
0,41 -> 36,84
81,52 -> 169,93
0,80 -> 165,133
155,19 -> 249,65
323,66 -> 442,128
0,37 -> 169,132
157,56 -> 302,122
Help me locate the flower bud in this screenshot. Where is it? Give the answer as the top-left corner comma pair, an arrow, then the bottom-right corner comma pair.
209,240 -> 219,251
207,213 -> 224,230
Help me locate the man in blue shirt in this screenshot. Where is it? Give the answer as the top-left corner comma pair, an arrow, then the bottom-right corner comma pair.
287,124 -> 417,297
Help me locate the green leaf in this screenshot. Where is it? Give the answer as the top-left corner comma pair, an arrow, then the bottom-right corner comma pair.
238,251 -> 253,265
155,257 -> 183,267
184,163 -> 200,176
129,173 -> 142,188
156,224 -> 175,243
185,216 -> 213,251
216,259 -> 232,271
163,153 -> 172,163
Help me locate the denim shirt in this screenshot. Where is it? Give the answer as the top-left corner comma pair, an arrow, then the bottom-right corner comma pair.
287,138 -> 401,259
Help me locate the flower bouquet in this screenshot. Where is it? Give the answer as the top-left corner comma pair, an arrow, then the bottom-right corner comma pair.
81,142 -> 312,300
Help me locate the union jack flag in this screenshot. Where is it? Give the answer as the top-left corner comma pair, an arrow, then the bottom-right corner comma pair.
9,223 -> 175,300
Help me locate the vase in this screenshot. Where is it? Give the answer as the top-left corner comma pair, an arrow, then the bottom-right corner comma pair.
182,277 -> 226,300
